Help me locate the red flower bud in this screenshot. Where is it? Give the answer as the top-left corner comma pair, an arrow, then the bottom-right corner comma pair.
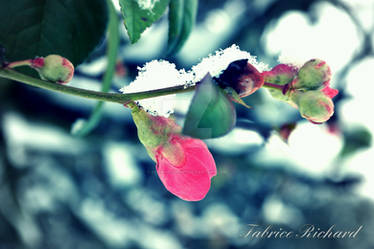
264,59 -> 339,123
262,64 -> 297,85
217,59 -> 264,98
129,104 -> 216,201
262,64 -> 298,101
156,134 -> 216,201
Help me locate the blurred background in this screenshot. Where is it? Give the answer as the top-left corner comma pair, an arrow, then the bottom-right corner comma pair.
1,0 -> 374,248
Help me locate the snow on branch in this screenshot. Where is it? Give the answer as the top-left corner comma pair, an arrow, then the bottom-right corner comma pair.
120,45 -> 268,117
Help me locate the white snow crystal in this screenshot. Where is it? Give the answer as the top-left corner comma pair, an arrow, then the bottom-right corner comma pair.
278,53 -> 305,68
137,0 -> 159,10
120,45 -> 268,117
191,44 -> 269,82
120,60 -> 193,117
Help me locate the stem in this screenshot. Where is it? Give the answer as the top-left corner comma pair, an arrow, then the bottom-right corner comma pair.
6,59 -> 32,68
263,82 -> 284,90
73,0 -> 120,136
0,68 -> 196,103
263,81 -> 292,95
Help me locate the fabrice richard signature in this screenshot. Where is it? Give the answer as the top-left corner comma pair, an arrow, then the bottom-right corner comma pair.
244,224 -> 363,239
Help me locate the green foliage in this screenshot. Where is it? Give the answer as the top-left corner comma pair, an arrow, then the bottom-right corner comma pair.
119,0 -> 170,43
167,0 -> 198,54
72,0 -> 120,137
183,74 -> 236,139
0,0 -> 108,66
341,126 -> 372,158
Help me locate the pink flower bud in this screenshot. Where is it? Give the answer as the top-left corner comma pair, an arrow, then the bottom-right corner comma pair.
262,64 -> 298,101
262,64 -> 297,85
265,59 -> 339,123
129,104 -> 217,201
156,134 -> 216,201
31,55 -> 74,84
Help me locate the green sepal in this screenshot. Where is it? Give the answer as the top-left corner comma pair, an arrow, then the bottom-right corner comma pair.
223,87 -> 251,109
129,103 -> 180,160
183,74 -> 236,139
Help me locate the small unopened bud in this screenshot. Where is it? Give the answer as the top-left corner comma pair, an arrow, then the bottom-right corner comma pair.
217,59 -> 264,98
263,64 -> 297,85
292,59 -> 331,89
293,90 -> 334,123
262,64 -> 298,101
32,55 -> 74,84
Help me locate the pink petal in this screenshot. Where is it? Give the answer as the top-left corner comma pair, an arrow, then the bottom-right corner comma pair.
180,137 -> 217,177
271,64 -> 298,75
322,86 -> 339,99
31,57 -> 45,68
155,135 -> 216,201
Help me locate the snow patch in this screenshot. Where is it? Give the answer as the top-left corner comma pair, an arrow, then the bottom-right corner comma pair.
278,53 -> 305,68
120,60 -> 193,117
137,0 -> 159,10
191,44 -> 269,82
120,45 -> 268,117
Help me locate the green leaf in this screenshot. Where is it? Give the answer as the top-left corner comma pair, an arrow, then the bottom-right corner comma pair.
0,0 -> 108,66
340,126 -> 372,158
167,0 -> 198,55
183,74 -> 236,139
72,0 -> 120,137
119,0 -> 170,43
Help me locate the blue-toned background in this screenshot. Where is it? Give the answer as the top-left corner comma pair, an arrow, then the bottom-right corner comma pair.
1,0 -> 373,248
